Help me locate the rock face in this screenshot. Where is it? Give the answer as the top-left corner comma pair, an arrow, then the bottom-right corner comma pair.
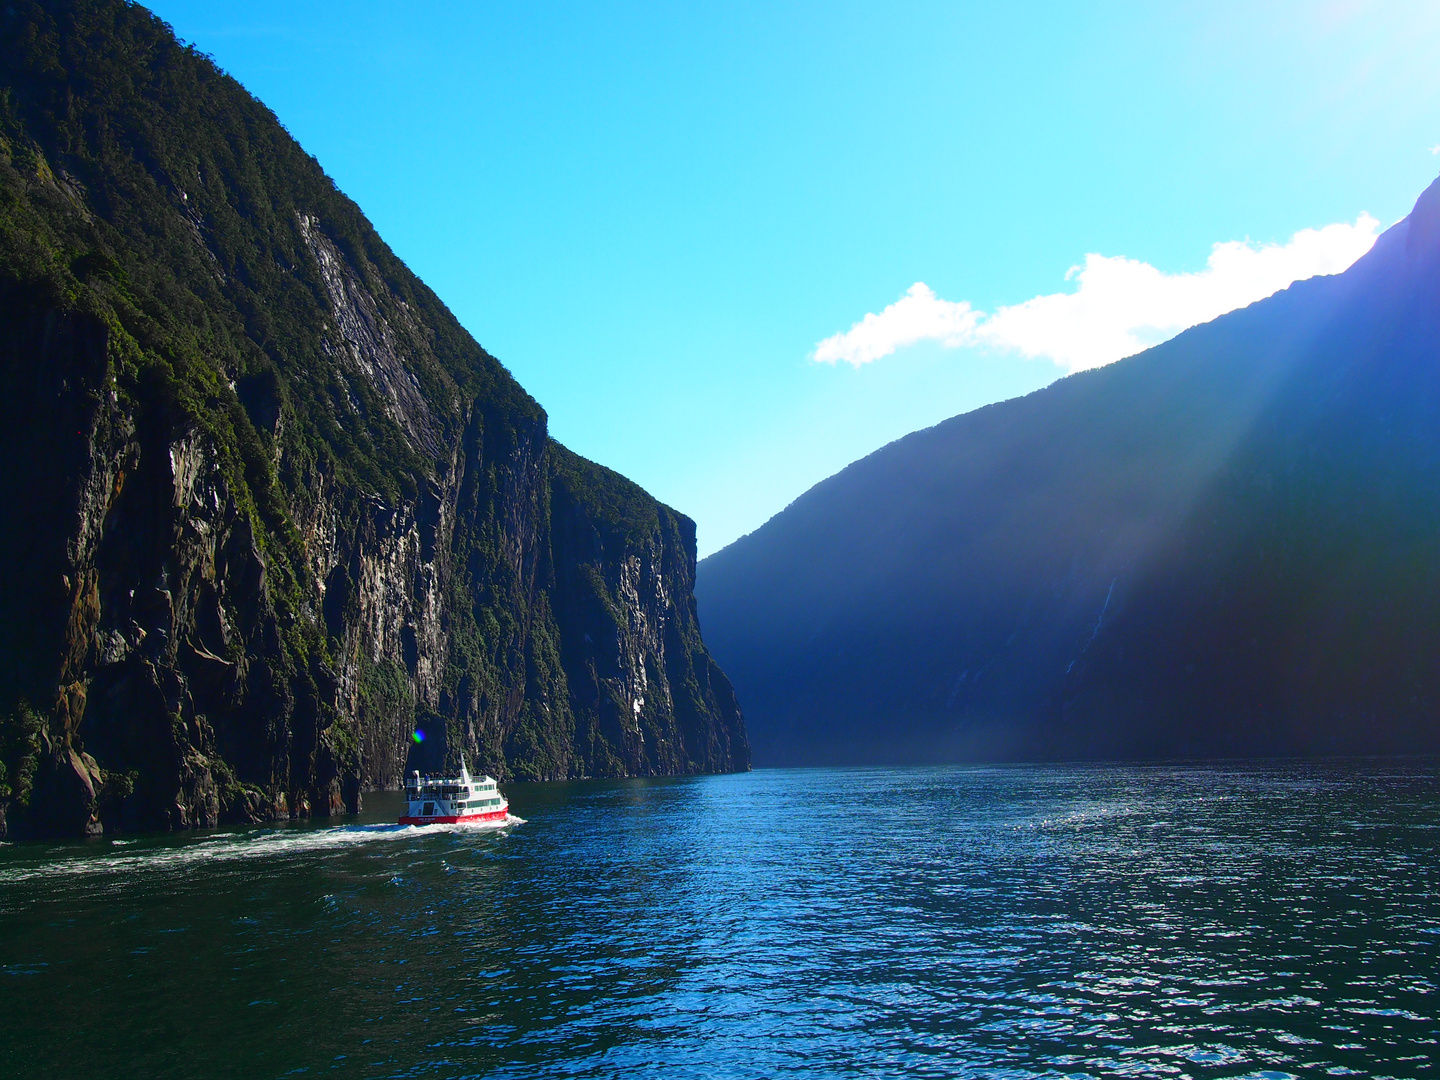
698,177 -> 1440,767
0,0 -> 747,839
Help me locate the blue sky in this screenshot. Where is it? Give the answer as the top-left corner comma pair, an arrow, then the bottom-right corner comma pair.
148,1 -> 1440,556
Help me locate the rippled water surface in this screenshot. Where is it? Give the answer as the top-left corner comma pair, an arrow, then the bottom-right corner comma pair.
2,762 -> 1439,1079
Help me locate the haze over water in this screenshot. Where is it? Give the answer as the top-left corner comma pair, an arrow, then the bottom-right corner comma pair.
1,762 -> 1437,1079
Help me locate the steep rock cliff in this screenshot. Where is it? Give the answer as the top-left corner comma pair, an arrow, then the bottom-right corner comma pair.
0,0 -> 747,839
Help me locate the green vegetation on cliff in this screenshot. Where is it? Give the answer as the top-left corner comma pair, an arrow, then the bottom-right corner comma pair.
0,0 -> 748,838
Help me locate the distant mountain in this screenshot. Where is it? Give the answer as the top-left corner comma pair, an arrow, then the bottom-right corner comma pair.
698,176 -> 1440,766
0,0 -> 746,839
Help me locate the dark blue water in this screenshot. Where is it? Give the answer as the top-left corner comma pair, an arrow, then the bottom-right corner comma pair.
2,761 -> 1438,1079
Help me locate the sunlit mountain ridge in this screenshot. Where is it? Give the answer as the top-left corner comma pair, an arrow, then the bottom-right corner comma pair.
699,174 -> 1440,765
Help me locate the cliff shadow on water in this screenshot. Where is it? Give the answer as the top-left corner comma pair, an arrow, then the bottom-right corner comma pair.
0,0 -> 747,839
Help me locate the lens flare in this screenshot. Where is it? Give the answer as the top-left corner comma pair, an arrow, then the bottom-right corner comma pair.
411,729 -> 425,744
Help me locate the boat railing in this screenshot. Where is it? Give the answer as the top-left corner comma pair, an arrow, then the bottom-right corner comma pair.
405,777 -> 467,797
405,772 -> 495,786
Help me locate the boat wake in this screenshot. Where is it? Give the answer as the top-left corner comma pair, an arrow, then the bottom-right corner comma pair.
0,814 -> 526,885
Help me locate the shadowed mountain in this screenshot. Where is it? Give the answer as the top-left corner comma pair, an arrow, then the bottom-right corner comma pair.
0,0 -> 746,838
698,177 -> 1440,766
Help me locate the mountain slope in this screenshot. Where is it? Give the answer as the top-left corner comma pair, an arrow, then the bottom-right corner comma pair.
697,178 -> 1440,766
0,0 -> 747,838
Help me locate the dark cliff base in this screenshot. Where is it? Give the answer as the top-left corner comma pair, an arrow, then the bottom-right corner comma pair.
0,0 -> 747,839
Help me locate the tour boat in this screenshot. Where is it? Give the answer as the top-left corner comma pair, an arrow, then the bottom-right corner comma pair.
399,756 -> 509,825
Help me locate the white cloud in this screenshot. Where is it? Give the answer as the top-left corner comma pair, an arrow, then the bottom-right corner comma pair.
813,214 -> 1382,373
812,282 -> 980,365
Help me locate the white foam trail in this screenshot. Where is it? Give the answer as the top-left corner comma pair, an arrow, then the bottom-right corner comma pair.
0,814 -> 525,885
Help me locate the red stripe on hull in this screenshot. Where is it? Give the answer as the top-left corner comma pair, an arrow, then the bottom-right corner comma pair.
398,808 -> 509,826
